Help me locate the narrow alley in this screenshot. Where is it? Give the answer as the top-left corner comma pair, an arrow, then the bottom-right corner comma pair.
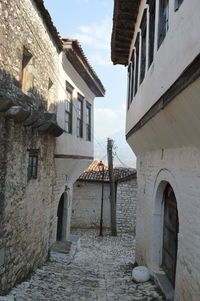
0,230 -> 163,301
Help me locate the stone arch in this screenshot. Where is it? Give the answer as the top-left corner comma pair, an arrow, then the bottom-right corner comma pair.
151,169 -> 180,277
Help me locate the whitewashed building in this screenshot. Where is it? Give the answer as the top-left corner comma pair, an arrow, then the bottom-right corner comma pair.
111,0 -> 200,300
50,39 -> 105,243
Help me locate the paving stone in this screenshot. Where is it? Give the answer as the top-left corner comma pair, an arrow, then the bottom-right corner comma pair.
0,229 -> 164,300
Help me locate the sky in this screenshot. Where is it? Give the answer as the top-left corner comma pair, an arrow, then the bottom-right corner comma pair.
44,0 -> 136,167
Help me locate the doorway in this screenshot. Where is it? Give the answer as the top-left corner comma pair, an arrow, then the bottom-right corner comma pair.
162,184 -> 179,287
56,193 -> 65,241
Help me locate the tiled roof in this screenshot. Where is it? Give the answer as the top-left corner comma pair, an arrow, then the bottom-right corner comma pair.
62,38 -> 105,97
78,160 -> 136,182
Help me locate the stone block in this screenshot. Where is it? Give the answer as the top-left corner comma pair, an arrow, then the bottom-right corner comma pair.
23,111 -> 39,126
0,248 -> 5,266
5,106 -> 30,122
0,96 -> 13,112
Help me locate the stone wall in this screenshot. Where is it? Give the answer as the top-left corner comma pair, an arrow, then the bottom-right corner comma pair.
136,147 -> 200,301
116,178 -> 137,234
0,0 -> 60,294
72,177 -> 137,234
71,181 -> 111,229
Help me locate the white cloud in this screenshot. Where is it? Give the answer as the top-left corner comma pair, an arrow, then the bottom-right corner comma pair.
74,34 -> 93,45
94,106 -> 126,138
71,17 -> 112,65
89,53 -> 110,66
76,18 -> 111,50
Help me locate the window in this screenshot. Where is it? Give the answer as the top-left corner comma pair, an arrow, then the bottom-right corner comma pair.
175,0 -> 183,11
127,50 -> 135,109
127,63 -> 132,109
65,88 -> 73,133
21,47 -> 33,93
77,95 -> 83,138
148,0 -> 156,67
28,150 -> 38,180
134,33 -> 140,96
158,0 -> 169,49
140,10 -> 147,84
64,81 -> 74,133
130,51 -> 135,102
86,103 -> 91,141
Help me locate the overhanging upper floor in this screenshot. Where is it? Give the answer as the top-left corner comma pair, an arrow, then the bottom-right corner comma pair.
111,0 -> 200,153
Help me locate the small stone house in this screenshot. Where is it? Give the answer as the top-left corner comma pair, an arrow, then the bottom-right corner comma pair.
0,0 -> 105,294
71,160 -> 137,234
111,0 -> 200,300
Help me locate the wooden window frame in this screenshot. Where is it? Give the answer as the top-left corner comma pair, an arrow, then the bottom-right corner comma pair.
64,81 -> 74,134
134,33 -> 140,96
140,10 -> 147,84
65,89 -> 73,134
28,149 -> 39,180
77,95 -> 84,138
130,50 -> 135,103
148,0 -> 156,67
127,62 -> 132,109
86,103 -> 91,141
158,0 -> 169,49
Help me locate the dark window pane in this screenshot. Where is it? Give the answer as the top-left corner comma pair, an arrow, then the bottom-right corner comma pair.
158,0 -> 169,48
28,152 -> 38,180
131,54 -> 135,102
140,10 -> 147,84
77,99 -> 83,138
148,0 -> 156,67
86,105 -> 91,141
134,34 -> 140,96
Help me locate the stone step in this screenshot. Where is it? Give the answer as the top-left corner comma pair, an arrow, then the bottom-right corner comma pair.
49,235 -> 80,264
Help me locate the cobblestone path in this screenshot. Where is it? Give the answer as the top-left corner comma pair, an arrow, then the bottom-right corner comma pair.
0,230 -> 163,301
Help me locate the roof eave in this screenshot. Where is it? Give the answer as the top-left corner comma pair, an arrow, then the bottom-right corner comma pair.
111,0 -> 141,66
33,0 -> 62,52
62,39 -> 105,97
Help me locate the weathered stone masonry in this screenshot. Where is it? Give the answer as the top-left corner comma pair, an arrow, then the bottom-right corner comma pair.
71,161 -> 137,234
116,177 -> 137,235
0,0 -> 62,294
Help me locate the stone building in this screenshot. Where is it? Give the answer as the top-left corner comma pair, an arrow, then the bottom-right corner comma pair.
0,0 -> 104,294
71,160 -> 137,234
111,0 -> 200,300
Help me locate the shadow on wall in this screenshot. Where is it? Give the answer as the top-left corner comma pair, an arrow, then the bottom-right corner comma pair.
0,68 -> 52,112
0,68 -> 64,137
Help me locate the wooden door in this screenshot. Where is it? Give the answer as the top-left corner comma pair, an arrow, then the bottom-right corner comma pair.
162,184 -> 179,287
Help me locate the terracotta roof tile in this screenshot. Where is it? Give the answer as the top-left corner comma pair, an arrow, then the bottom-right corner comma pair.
79,160 -> 136,182
62,39 -> 105,97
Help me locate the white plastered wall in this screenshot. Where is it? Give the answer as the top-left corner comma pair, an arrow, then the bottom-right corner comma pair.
126,0 -> 200,134
136,147 -> 200,301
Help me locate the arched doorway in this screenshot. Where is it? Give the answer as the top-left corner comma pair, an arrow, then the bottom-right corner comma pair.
161,184 -> 179,287
56,193 -> 66,241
